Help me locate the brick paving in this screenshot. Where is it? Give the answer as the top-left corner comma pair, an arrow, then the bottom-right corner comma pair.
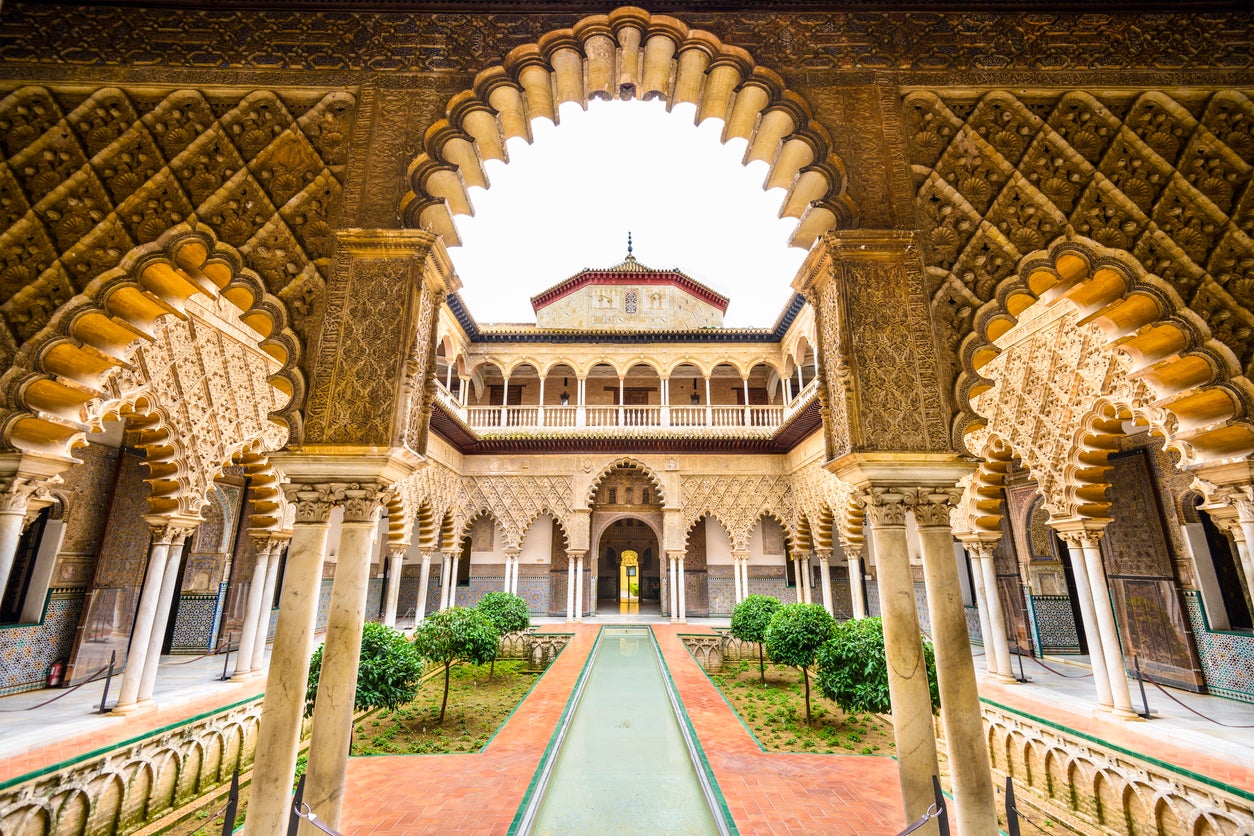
341,624 -> 904,835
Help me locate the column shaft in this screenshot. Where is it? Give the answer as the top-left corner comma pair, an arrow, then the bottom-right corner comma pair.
677,555 -> 687,623
439,554 -> 452,609
575,555 -> 584,620
137,539 -> 190,703
113,536 -> 172,712
1058,532 -> 1114,709
246,506 -> 333,836
977,554 -> 1014,682
0,508 -> 28,598
1079,537 -> 1136,717
848,555 -> 867,619
234,542 -> 271,679
912,492 -> 997,836
448,553 -> 460,607
668,556 -> 678,621
965,549 -> 996,678
566,557 -> 576,621
818,552 -> 833,615
304,497 -> 381,831
250,544 -> 284,674
383,550 -> 404,627
416,552 -> 432,622
866,492 -> 939,826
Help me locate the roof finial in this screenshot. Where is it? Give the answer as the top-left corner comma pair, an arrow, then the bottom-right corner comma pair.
626,230 -> 634,260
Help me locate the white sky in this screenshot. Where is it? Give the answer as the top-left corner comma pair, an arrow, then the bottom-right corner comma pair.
447,98 -> 807,328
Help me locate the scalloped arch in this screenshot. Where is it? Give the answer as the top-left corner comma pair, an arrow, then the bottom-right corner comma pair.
956,236 -> 1254,469
747,508 -> 796,555
0,225 -> 305,460
584,456 -> 666,507
400,6 -> 855,251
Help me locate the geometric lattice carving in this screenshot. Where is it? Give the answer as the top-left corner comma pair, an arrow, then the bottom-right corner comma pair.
0,84 -> 353,372
680,474 -> 792,551
908,89 -> 1254,399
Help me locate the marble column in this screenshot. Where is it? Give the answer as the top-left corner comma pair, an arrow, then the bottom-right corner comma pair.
447,552 -> 460,607
816,549 -> 834,615
969,542 -> 1014,684
907,488 -> 997,836
793,556 -> 805,603
304,484 -> 385,832
732,549 -> 749,604
1229,495 -> 1254,611
846,550 -> 867,619
0,483 -> 37,599
249,540 -> 285,674
1056,530 -> 1114,710
573,551 -> 585,620
676,552 -> 687,623
667,554 -> 678,621
865,488 -> 939,826
801,554 -> 813,604
439,553 -> 453,610
137,523 -> 196,704
233,538 -> 274,680
113,518 -> 196,714
1075,529 -> 1137,719
415,551 -> 433,622
246,484 -> 337,836
382,545 -> 405,627
566,555 -> 576,621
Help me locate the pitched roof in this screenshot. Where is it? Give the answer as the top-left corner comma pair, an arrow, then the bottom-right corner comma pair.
529,255 -> 730,314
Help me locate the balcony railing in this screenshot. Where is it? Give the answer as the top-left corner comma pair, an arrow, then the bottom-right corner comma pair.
438,377 -> 818,436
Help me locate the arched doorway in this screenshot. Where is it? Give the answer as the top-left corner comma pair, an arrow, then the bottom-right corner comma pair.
590,462 -> 663,617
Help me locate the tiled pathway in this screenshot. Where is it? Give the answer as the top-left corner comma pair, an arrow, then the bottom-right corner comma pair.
341,626 -> 598,835
341,624 -> 904,835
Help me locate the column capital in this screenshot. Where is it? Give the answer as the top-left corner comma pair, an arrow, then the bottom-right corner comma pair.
340,482 -> 388,524
813,547 -> 833,562
1052,521 -> 1107,550
666,550 -> 687,565
958,537 -> 999,561
387,542 -> 409,559
282,482 -> 343,524
145,515 -> 199,544
864,486 -> 908,528
504,546 -> 522,556
0,472 -> 62,514
731,549 -> 750,560
902,486 -> 962,528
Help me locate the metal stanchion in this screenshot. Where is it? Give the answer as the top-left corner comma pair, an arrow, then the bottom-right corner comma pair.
293,802 -> 345,836
220,633 -> 234,681
1133,654 -> 1153,719
97,650 -> 116,714
220,769 -> 240,836
287,773 -> 306,836
1005,776 -> 1021,836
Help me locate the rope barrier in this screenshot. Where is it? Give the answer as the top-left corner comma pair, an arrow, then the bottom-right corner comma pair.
0,661 -> 115,712
896,803 -> 943,836
1021,653 -> 1092,679
1142,675 -> 1254,729
293,802 -> 345,836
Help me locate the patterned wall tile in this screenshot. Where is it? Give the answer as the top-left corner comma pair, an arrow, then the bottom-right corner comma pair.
966,605 -> 983,644
169,591 -> 221,653
1027,594 -> 1082,654
0,591 -> 85,694
1184,591 -> 1254,704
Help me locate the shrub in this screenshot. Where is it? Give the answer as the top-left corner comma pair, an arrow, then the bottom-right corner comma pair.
815,616 -> 940,716
763,602 -> 835,722
476,591 -> 531,676
412,606 -> 498,721
729,594 -> 781,683
305,621 -> 424,718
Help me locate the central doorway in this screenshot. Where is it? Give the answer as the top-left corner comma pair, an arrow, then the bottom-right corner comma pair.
598,518 -> 660,616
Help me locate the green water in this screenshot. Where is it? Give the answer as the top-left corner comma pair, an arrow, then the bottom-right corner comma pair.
529,628 -> 722,835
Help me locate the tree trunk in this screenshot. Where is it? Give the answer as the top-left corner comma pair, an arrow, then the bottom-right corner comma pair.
802,666 -> 811,722
490,655 -> 496,678
439,660 -> 451,722
758,643 -> 766,684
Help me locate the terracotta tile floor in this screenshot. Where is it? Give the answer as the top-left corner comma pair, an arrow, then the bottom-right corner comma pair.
340,624 -> 904,835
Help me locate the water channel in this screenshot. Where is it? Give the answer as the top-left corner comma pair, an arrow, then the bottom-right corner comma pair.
517,627 -> 731,836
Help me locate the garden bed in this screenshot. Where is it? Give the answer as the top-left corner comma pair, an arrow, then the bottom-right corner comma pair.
707,661 -> 896,755
351,659 -> 539,755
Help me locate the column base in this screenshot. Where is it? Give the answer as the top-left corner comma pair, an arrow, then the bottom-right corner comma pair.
230,670 -> 258,683
1111,706 -> 1145,721
111,697 -> 154,716
989,672 -> 1019,685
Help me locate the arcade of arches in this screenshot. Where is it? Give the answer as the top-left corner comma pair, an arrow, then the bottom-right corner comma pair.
0,3 -> 1253,835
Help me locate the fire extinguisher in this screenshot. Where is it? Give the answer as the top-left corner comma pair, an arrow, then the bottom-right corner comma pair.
47,659 -> 66,688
